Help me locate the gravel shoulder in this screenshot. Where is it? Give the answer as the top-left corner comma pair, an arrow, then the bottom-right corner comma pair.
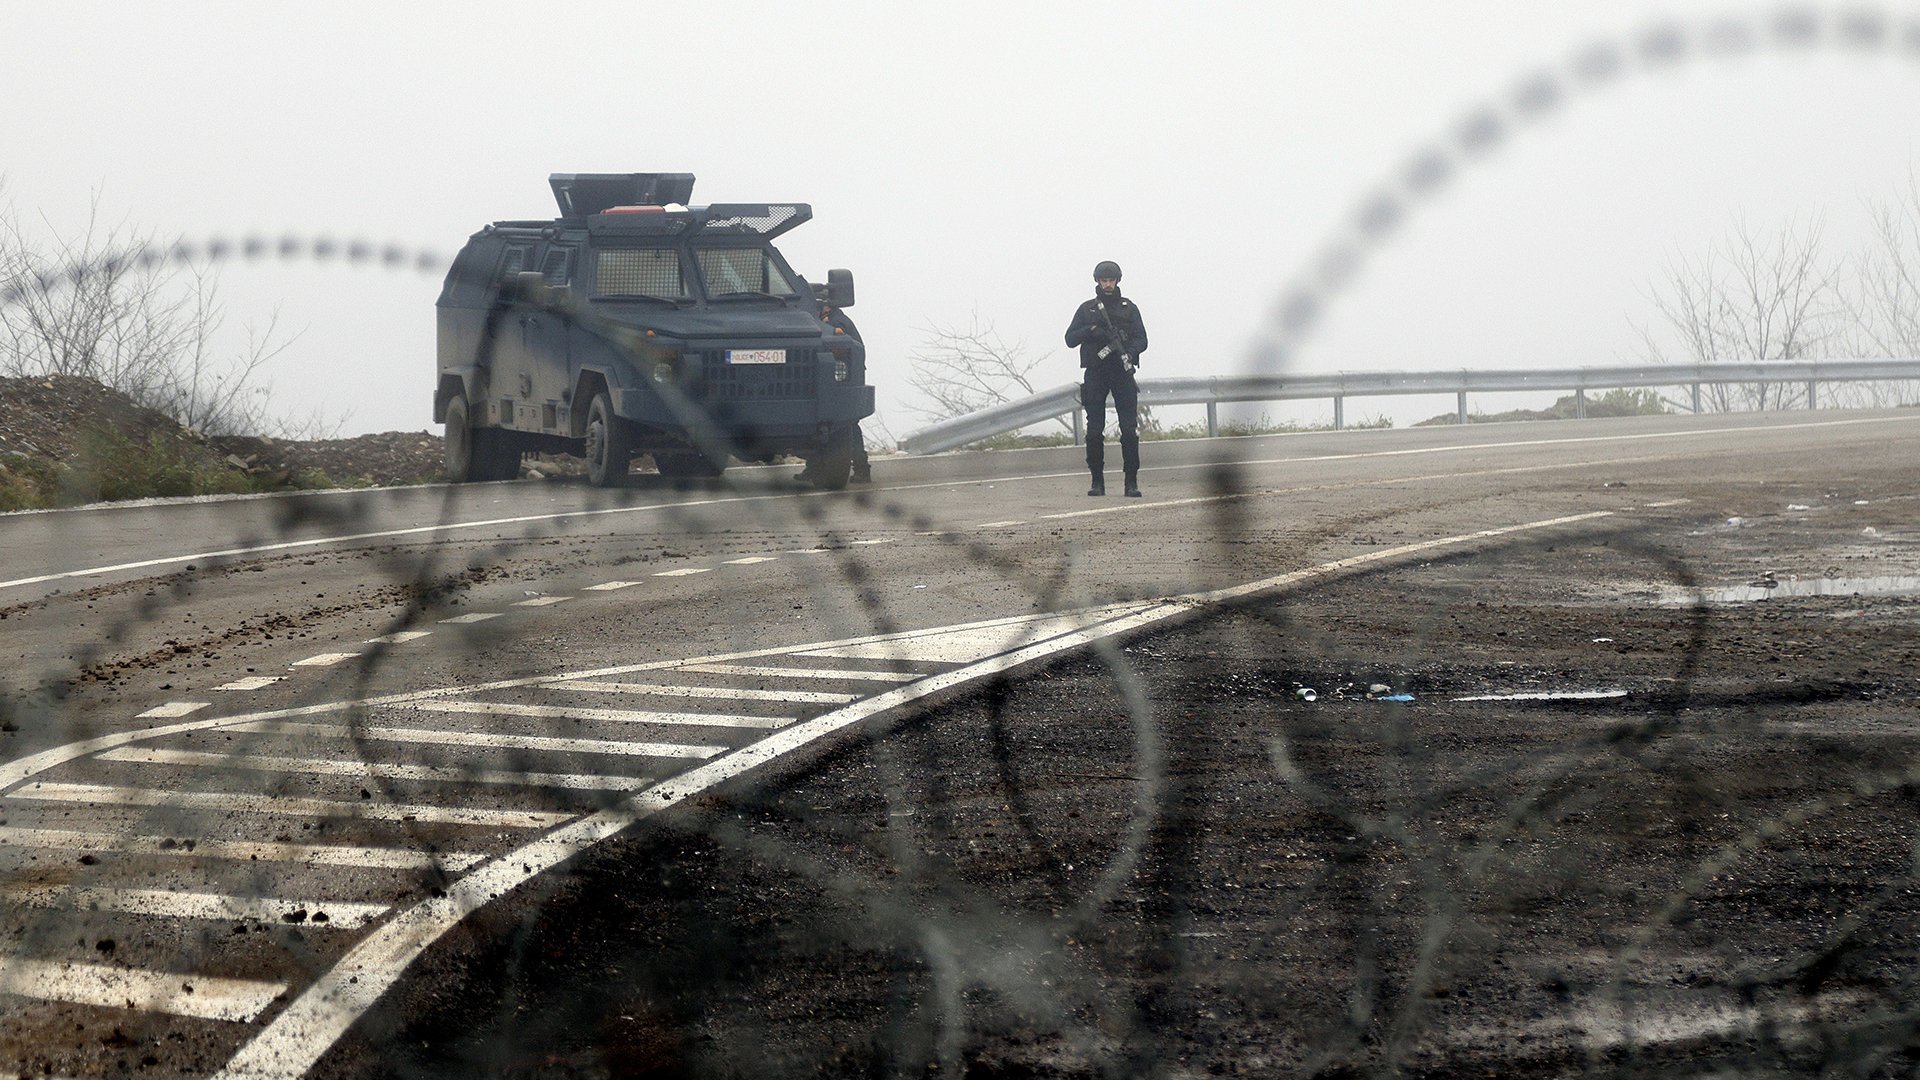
311,489 -> 1920,1078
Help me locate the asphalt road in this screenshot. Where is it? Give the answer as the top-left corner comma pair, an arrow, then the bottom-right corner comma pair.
3,408 -> 1919,1077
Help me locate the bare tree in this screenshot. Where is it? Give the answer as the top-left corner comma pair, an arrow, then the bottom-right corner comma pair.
1849,168 -> 1920,406
0,190 -> 311,437
1637,216 -> 1846,411
906,311 -> 1068,431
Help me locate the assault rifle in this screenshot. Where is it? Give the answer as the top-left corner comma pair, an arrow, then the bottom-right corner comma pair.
1091,296 -> 1136,372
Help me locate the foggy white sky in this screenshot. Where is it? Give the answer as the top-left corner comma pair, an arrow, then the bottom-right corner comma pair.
8,1 -> 1920,436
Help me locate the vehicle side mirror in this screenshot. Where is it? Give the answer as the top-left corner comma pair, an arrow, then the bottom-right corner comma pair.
511,270 -> 548,304
826,268 -> 855,308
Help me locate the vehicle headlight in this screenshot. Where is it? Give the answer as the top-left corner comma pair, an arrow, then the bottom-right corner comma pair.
833,359 -> 849,382
651,361 -> 675,384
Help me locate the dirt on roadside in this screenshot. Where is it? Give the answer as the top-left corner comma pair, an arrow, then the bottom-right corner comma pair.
312,491 -> 1920,1078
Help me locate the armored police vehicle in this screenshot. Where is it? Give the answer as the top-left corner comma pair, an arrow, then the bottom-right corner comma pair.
434,173 -> 871,487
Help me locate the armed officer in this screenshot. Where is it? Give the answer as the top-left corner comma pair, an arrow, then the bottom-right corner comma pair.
1064,260 -> 1149,496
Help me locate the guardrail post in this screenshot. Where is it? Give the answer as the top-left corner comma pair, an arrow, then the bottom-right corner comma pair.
1334,395 -> 1344,430
1691,383 -> 1702,413
1457,390 -> 1468,425
1575,388 -> 1587,419
1807,379 -> 1818,410
1206,401 -> 1218,438
1072,406 -> 1083,446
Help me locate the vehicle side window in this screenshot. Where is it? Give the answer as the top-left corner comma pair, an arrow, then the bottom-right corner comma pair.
540,247 -> 574,285
499,245 -> 531,279
439,242 -> 500,306
594,248 -> 686,299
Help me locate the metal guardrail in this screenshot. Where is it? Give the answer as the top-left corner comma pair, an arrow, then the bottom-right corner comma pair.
898,359 -> 1920,455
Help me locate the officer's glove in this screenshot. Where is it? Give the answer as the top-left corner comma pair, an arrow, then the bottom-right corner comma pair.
1122,359 -> 1136,374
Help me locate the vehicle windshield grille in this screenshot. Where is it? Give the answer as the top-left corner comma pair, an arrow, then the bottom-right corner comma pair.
595,249 -> 685,298
695,249 -> 796,297
700,351 -> 815,400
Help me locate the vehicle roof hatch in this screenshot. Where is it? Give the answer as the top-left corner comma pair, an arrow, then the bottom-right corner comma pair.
550,173 -> 697,217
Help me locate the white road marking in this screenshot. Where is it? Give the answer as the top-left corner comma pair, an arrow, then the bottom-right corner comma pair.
215,677 -> 283,692
364,631 -> 432,644
1453,689 -> 1630,702
583,580 -> 641,590
0,826 -> 483,871
678,662 -> 922,683
850,538 -> 896,546
231,721 -> 725,760
414,699 -> 788,729
553,680 -> 858,705
292,652 -> 360,668
512,596 -> 570,607
8,782 -> 572,829
136,702 -> 209,719
97,746 -> 653,792
9,413 -> 1914,600
439,612 -> 500,624
975,520 -> 1025,528
787,547 -> 835,554
723,556 -> 778,565
8,886 -> 390,930
1644,498 -> 1692,508
0,957 -> 287,1023
798,613 -> 1109,664
653,567 -> 710,577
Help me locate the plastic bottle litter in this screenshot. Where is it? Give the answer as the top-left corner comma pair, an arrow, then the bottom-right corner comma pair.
1379,693 -> 1415,702
1295,688 -> 1317,702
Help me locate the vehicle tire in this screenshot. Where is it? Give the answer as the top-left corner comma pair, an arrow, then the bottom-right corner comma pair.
805,427 -> 855,491
445,393 -> 484,482
584,392 -> 633,487
653,449 -> 728,480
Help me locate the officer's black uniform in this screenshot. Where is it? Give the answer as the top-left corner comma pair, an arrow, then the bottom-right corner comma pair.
1064,261 -> 1149,496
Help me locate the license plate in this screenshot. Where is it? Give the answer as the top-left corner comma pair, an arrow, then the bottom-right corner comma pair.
727,348 -> 786,365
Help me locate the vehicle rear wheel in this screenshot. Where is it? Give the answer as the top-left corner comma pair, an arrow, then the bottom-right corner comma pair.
584,392 -> 633,487
445,393 -> 509,482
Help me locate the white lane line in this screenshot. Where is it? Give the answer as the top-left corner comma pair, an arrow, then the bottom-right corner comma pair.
850,539 -> 897,546
1042,491 -> 1245,520
99,746 -> 653,792
8,886 -> 390,930
215,677 -> 283,692
512,596 -> 570,607
552,680 -> 857,705
722,556 -> 778,565
7,783 -> 572,829
975,520 -> 1025,529
231,721 -> 725,760
137,702 -> 210,719
1644,499 -> 1692,508
0,826 -> 483,871
652,567 -> 710,577
11,412 -> 1915,599
292,652 -> 360,668
0,957 -> 287,1023
1453,689 -> 1630,702
583,580 -> 641,591
413,699 -> 789,729
787,547 -> 834,554
439,612 -> 500,625
365,631 -> 432,644
678,663 -> 922,683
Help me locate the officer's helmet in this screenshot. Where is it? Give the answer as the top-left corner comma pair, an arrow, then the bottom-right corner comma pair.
1093,260 -> 1122,281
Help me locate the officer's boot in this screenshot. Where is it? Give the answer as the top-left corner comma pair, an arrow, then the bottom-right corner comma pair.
1088,469 -> 1105,497
1124,471 -> 1141,498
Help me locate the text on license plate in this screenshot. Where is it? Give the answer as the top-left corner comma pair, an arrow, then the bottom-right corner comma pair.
727,349 -> 787,365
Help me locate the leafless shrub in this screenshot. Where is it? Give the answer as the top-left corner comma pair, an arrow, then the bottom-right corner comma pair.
906,311 -> 1066,432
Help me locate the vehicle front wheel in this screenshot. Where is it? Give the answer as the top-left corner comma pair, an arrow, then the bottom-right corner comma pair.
584,392 -> 633,487
803,426 -> 856,491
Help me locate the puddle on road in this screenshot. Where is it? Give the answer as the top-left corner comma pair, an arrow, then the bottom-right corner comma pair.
1662,575 -> 1920,605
